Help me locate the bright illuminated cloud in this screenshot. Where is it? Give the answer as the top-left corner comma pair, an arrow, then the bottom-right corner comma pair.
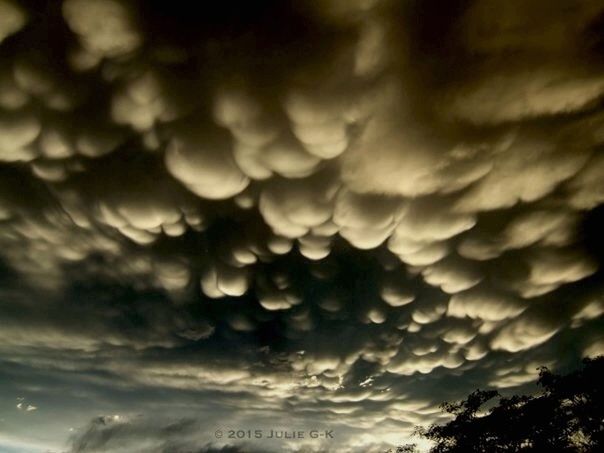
0,1 -> 602,452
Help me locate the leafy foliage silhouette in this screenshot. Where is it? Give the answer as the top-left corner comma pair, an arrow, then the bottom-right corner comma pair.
393,356 -> 603,452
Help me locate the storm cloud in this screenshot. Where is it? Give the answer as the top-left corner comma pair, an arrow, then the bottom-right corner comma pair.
0,1 -> 604,452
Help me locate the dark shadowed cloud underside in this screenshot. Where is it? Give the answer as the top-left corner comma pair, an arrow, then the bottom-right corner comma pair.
1,0 -> 604,452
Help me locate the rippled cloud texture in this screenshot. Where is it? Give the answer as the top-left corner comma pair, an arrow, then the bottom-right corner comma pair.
1,1 -> 604,452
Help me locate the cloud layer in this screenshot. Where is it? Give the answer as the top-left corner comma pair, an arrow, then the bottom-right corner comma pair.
0,1 -> 603,452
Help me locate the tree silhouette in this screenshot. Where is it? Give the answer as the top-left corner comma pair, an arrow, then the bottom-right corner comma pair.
396,356 -> 604,452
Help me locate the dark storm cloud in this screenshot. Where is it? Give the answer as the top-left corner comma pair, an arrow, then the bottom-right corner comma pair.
69,415 -> 267,453
1,0 -> 604,451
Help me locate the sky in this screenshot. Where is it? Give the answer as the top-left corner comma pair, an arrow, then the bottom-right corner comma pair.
0,0 -> 604,452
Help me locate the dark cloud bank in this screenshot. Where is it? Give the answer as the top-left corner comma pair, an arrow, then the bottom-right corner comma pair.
0,0 -> 604,452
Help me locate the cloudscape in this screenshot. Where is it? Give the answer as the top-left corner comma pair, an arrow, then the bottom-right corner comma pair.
0,1 -> 604,451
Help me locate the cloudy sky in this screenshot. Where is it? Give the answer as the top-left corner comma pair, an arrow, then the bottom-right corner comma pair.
0,0 -> 604,452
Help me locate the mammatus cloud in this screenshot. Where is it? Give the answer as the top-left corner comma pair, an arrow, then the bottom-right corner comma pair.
0,1 -> 603,452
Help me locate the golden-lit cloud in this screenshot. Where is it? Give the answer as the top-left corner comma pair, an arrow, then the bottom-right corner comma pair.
0,1 -> 603,452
